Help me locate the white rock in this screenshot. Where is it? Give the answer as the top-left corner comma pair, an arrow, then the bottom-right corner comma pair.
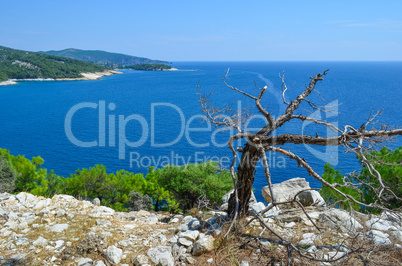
182,216 -> 194,224
262,177 -> 310,204
92,198 -> 101,206
147,246 -> 174,266
95,261 -> 106,266
179,230 -> 199,242
324,251 -> 346,260
169,218 -> 179,223
49,224 -> 69,232
168,236 -> 178,244
285,222 -> 296,228
297,190 -> 326,207
179,237 -> 193,247
299,233 -> 317,246
240,261 -> 250,266
103,245 -> 123,264
146,214 -> 159,223
207,258 -> 213,263
192,235 -> 215,255
366,218 -> 398,232
189,219 -> 200,230
248,202 -> 266,214
34,199 -> 50,210
177,224 -> 189,232
133,254 -> 149,265
54,240 -> 64,249
78,258 -> 94,266
32,236 -> 48,246
391,231 -> 402,242
319,209 -> 362,233
367,230 -> 392,245
16,192 -> 36,205
222,189 -> 257,204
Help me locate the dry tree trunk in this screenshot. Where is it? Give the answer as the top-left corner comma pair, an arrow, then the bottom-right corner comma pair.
228,144 -> 260,218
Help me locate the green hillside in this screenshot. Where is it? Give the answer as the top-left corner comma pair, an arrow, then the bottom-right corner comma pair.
0,46 -> 108,82
40,48 -> 169,68
123,64 -> 173,71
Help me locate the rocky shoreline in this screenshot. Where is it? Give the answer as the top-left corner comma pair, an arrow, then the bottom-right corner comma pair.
1,178 -> 401,265
0,70 -> 122,86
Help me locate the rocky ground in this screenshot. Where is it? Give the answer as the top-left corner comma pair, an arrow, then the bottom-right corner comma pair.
0,178 -> 401,265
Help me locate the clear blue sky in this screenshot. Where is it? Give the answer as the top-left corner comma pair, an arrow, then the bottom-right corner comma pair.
1,1 -> 401,61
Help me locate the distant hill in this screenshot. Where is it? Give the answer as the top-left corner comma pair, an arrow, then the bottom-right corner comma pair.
0,46 -> 108,82
39,48 -> 169,68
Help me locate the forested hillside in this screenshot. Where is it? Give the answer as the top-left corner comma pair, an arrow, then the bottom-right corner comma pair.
40,48 -> 169,68
0,46 -> 108,81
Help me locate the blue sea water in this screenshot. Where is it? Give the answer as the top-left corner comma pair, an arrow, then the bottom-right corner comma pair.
0,62 -> 401,202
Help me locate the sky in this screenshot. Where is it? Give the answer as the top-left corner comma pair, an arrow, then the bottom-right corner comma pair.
1,1 -> 401,61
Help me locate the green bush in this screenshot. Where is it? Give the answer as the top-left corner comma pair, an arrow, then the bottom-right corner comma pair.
0,148 -> 46,193
127,191 -> 153,211
320,147 -> 401,213
156,161 -> 233,211
0,155 -> 17,193
320,163 -> 361,211
358,147 -> 401,210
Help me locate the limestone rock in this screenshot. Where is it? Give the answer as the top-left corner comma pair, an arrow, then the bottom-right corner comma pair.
132,254 -> 149,265
92,198 -> 100,206
297,190 -> 326,207
33,236 -> 48,246
179,230 -> 199,242
147,246 -> 174,266
367,230 -> 392,245
222,189 -> 257,204
78,258 -> 94,266
192,235 -> 214,255
318,208 -> 362,233
103,245 -> 123,264
248,202 -> 266,215
178,237 -> 193,247
262,177 -> 310,204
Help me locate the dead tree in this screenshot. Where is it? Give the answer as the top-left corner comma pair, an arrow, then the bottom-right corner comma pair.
198,69 -> 402,219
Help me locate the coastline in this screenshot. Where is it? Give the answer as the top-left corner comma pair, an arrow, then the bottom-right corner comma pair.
0,70 -> 122,86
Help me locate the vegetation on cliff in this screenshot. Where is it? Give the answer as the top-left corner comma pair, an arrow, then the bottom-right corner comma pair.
0,148 -> 232,213
40,48 -> 169,68
320,147 -> 402,212
122,63 -> 173,71
0,46 -> 108,81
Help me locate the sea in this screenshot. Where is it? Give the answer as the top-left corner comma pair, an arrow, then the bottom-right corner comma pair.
0,62 -> 401,202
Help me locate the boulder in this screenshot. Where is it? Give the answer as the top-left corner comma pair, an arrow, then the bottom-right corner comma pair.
103,245 -> 123,264
222,189 -> 257,204
147,246 -> 174,266
297,190 -> 326,207
192,235 -> 215,255
262,178 -> 310,204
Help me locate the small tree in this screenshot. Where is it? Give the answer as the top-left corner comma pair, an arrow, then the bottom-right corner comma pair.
0,155 -> 16,193
198,70 -> 402,263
